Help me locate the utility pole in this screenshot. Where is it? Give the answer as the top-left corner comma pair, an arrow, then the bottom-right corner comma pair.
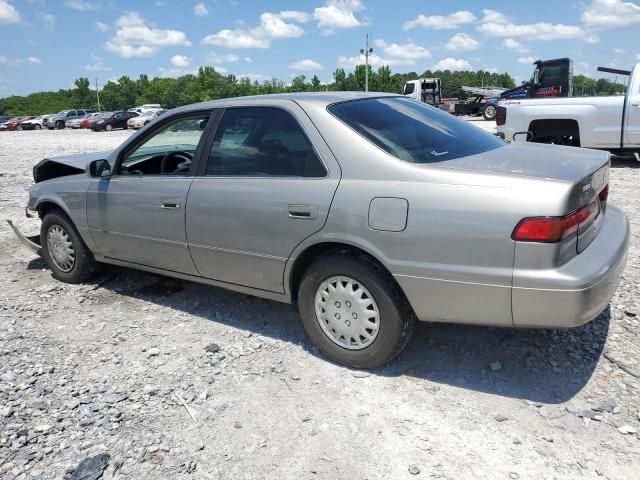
360,33 -> 373,92
95,77 -> 101,112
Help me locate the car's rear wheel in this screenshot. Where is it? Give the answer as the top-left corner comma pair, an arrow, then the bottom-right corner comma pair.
105,124 -> 113,131
298,253 -> 415,369
41,209 -> 100,284
55,121 -> 64,129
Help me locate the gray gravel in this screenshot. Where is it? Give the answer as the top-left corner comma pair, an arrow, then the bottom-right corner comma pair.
1,127 -> 639,479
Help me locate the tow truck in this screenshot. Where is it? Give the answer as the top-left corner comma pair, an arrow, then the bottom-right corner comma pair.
403,58 -> 573,120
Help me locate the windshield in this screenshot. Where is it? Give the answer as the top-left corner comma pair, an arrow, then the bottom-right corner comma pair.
328,97 -> 504,163
56,110 -> 69,115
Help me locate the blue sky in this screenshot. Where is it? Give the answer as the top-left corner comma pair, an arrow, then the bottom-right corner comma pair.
1,0 -> 639,96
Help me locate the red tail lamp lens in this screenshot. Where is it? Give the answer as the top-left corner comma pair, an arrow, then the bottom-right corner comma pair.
512,202 -> 598,243
495,106 -> 507,126
599,184 -> 609,202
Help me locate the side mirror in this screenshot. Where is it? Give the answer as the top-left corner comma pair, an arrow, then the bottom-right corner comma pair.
87,159 -> 111,178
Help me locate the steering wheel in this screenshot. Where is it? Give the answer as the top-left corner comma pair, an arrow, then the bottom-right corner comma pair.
160,151 -> 193,174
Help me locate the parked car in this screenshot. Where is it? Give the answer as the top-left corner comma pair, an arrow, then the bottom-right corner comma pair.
497,63 -> 640,156
0,117 -> 18,131
128,104 -> 163,115
9,93 -> 629,368
127,109 -> 166,129
81,112 -> 107,129
0,116 -> 33,131
90,111 -> 138,131
20,115 -> 54,130
66,113 -> 99,129
44,109 -> 94,130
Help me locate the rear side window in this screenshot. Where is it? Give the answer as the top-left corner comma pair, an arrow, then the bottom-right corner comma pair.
206,107 -> 326,177
329,97 -> 504,163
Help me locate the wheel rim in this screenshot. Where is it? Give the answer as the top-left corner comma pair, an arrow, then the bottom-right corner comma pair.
485,106 -> 496,117
106,124 -> 112,131
47,225 -> 75,272
314,276 -> 380,350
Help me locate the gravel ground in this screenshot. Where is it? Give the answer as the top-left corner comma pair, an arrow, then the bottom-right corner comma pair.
1,126 -> 639,480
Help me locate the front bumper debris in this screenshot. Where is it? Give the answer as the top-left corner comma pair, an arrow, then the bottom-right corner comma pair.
6,219 -> 42,256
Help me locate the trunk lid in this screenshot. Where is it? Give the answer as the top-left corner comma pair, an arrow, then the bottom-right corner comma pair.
434,141 -> 609,183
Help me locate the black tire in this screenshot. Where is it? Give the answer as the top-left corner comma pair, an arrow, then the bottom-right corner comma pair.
482,104 -> 497,121
55,121 -> 64,130
34,124 -> 41,130
41,209 -> 100,283
298,253 -> 415,369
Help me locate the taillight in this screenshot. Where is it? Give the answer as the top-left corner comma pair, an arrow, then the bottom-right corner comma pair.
495,106 -> 506,126
512,201 -> 599,243
599,184 -> 609,202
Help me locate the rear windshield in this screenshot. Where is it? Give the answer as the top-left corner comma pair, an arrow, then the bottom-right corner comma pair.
328,97 -> 504,163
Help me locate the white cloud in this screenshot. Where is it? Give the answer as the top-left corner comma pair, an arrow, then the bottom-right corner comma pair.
403,10 -> 476,30
637,53 -> 640,61
432,57 -> 472,71
244,56 -> 252,63
314,0 -> 365,33
104,11 -> 191,58
194,2 -> 208,17
64,0 -> 99,11
0,0 -> 20,24
502,38 -> 529,53
289,59 -> 323,70
338,39 -> 431,69
85,55 -> 111,71
582,0 -> 640,28
158,66 -> 198,78
42,13 -> 55,30
445,33 -> 479,51
238,73 -> 272,83
202,10 -> 308,48
95,21 -> 108,32
212,66 -> 228,74
0,55 -> 41,65
517,56 -> 536,64
483,67 -> 499,74
207,52 -> 240,63
613,48 -> 625,54
478,9 -> 587,41
171,54 -> 192,67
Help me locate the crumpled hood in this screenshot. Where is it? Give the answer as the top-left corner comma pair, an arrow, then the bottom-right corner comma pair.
435,142 -> 610,182
33,150 -> 111,183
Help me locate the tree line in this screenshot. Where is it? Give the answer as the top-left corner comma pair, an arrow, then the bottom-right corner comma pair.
0,64 -> 625,116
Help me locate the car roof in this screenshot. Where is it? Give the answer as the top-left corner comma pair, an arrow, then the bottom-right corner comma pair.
170,91 -> 400,115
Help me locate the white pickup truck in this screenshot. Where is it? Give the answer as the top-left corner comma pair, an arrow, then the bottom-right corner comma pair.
496,64 -> 640,156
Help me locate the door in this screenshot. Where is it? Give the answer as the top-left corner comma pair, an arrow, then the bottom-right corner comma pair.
625,80 -> 640,146
186,105 -> 340,293
87,113 -> 213,274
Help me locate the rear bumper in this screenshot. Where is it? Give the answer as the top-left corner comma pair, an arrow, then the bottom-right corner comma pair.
512,206 -> 629,328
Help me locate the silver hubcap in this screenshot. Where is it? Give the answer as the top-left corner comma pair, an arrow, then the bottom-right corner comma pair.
485,106 -> 496,117
314,276 -> 380,350
47,225 -> 75,272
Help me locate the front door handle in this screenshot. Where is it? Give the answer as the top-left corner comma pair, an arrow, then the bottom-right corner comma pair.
161,197 -> 180,209
288,204 -> 318,219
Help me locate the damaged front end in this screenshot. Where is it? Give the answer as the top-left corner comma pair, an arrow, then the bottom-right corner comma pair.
33,151 -> 111,183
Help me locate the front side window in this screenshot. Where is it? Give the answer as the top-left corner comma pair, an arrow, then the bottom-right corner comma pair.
118,115 -> 209,176
403,82 -> 415,95
205,107 -> 326,177
329,97 -> 504,163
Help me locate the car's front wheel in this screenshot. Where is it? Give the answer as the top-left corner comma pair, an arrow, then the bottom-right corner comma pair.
41,209 -> 99,283
298,253 -> 415,369
105,124 -> 113,131
55,121 -> 64,129
34,124 -> 41,130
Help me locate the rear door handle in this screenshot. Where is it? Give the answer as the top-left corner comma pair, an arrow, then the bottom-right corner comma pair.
288,204 -> 318,219
161,197 -> 180,209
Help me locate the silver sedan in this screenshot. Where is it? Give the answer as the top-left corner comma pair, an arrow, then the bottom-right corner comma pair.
9,92 -> 629,368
